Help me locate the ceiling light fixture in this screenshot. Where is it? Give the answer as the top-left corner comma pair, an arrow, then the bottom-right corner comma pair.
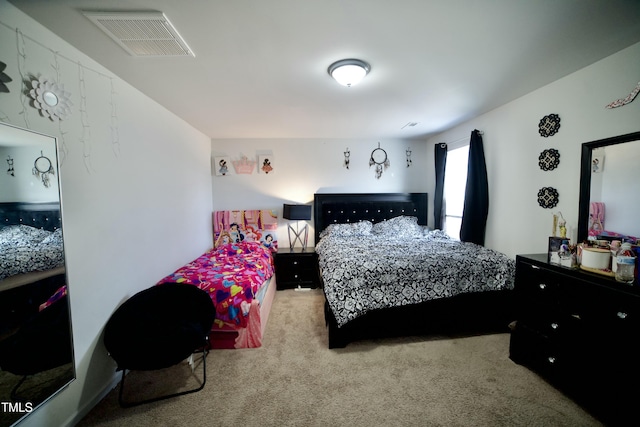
328,59 -> 370,87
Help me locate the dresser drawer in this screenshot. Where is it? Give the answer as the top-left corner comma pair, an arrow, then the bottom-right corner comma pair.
510,324 -> 581,381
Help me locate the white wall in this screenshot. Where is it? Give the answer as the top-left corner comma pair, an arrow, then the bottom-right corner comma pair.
425,42 -> 640,258
211,138 -> 427,245
0,2 -> 213,426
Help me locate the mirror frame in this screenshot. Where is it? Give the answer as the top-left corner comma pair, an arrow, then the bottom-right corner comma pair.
0,122 -> 75,426
577,130 -> 640,243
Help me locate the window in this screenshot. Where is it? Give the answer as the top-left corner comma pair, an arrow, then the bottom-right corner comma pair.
443,143 -> 469,239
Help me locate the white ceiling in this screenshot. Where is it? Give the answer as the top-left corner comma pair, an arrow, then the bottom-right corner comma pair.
8,0 -> 640,140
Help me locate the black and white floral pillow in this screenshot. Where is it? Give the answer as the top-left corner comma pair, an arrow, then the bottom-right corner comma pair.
372,215 -> 422,238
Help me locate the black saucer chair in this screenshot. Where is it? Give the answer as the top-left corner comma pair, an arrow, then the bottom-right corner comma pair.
104,282 -> 216,407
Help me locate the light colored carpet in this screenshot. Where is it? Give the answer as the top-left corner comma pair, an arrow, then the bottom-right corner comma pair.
78,289 -> 602,427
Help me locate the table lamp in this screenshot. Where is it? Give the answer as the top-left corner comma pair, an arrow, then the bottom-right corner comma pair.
282,204 -> 312,250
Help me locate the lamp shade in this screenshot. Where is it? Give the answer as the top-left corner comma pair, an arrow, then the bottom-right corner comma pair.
282,204 -> 311,221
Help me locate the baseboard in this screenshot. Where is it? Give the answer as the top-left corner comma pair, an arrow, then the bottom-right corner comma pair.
61,371 -> 121,427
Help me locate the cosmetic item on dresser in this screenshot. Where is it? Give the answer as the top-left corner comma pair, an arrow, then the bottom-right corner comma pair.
615,242 -> 636,283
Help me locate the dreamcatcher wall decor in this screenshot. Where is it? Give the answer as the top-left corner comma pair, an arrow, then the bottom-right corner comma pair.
344,147 -> 350,169
369,142 -> 390,179
6,155 -> 14,176
406,148 -> 412,168
33,151 -> 55,187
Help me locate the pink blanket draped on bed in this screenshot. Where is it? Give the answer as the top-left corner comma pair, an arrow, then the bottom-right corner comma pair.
158,241 -> 274,331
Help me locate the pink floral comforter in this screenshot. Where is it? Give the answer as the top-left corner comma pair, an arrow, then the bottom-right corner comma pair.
158,242 -> 274,330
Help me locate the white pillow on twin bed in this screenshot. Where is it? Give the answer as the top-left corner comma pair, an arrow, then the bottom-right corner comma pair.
372,215 -> 423,239
320,220 -> 373,239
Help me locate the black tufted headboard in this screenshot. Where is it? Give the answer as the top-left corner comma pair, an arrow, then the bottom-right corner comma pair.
313,193 -> 428,243
0,202 -> 62,232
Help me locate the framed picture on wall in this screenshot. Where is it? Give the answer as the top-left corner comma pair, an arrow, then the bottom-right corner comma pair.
591,154 -> 604,173
258,154 -> 274,174
214,156 -> 231,176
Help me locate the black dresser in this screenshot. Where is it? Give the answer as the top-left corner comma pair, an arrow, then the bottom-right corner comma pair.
274,247 -> 320,290
509,254 -> 639,425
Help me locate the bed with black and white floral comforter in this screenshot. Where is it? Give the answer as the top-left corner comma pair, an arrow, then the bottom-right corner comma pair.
0,225 -> 65,281
316,216 -> 515,328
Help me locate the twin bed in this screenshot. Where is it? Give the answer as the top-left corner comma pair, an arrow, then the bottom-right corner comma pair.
158,209 -> 278,349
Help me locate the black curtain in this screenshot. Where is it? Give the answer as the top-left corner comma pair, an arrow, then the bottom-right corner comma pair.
433,143 -> 447,230
460,130 -> 489,245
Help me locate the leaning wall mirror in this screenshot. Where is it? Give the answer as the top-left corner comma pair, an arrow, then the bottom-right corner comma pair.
0,122 -> 74,426
577,130 -> 640,243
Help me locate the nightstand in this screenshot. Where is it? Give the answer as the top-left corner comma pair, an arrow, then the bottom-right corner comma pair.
274,247 -> 320,290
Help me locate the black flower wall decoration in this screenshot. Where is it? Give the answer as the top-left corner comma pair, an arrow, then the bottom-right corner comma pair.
0,61 -> 12,93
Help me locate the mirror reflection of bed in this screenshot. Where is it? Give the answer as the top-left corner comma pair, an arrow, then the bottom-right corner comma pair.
0,122 -> 74,427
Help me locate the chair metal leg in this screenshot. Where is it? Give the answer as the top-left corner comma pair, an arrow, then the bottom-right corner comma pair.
118,348 -> 208,408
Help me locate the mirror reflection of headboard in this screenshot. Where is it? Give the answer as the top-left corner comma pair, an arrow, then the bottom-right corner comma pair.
577,131 -> 640,243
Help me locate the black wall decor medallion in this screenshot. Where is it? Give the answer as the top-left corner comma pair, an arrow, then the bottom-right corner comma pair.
538,148 -> 560,171
538,113 -> 561,137
538,187 -> 559,209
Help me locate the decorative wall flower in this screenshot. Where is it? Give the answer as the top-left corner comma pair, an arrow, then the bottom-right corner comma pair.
28,76 -> 73,121
0,61 -> 11,93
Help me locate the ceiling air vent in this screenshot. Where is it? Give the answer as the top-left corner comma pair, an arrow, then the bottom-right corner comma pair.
83,11 -> 194,57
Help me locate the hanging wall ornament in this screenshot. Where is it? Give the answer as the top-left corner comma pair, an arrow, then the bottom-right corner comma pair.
406,148 -> 412,168
538,113 -> 561,137
369,142 -> 390,179
28,75 -> 73,121
7,155 -> 14,176
538,148 -> 560,171
537,187 -> 559,209
33,151 -> 55,187
344,148 -> 350,169
605,81 -> 640,109
0,61 -> 12,93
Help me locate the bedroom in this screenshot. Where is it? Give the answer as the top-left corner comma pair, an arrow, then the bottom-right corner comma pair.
0,0 -> 639,425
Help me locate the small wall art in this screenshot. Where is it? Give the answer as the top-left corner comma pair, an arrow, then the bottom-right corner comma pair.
0,61 -> 12,93
233,155 -> 255,174
606,81 -> 640,109
537,186 -> 559,209
214,156 -> 231,176
259,154 -> 274,174
538,148 -> 560,171
538,113 -> 561,137
591,154 -> 604,173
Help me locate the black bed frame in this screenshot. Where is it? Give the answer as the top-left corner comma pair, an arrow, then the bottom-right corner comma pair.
0,202 -> 62,232
313,192 -> 513,348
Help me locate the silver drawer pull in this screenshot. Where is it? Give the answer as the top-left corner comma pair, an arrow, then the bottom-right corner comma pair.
294,274 -> 299,279
293,261 -> 298,265
550,323 -> 559,330
539,283 -> 547,290
531,265 -> 541,270
617,312 -> 628,319
548,357 -> 556,364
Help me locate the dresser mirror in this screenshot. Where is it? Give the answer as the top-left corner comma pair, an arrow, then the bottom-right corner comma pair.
0,122 -> 74,427
577,130 -> 640,243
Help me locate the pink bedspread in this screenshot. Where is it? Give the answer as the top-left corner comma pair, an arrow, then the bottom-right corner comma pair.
158,242 -> 274,330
